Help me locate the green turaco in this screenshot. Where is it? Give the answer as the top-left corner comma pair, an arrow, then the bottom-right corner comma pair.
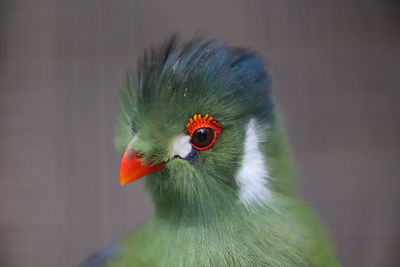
81,37 -> 339,267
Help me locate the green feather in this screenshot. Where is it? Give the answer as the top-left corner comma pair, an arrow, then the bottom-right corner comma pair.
109,37 -> 339,266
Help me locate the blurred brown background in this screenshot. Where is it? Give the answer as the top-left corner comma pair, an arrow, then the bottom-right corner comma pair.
1,0 -> 399,266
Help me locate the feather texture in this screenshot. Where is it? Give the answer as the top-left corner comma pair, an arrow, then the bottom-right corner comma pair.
235,117 -> 272,208
104,36 -> 340,266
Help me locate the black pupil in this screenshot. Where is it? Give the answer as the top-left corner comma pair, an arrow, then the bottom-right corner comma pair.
196,129 -> 207,142
192,128 -> 214,148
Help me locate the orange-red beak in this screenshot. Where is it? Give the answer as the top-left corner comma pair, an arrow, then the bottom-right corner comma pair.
119,149 -> 164,186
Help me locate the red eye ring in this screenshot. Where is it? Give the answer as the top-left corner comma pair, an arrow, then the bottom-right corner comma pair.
186,114 -> 223,150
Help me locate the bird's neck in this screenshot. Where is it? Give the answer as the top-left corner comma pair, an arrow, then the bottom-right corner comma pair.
154,202 -> 252,227
151,183 -> 247,225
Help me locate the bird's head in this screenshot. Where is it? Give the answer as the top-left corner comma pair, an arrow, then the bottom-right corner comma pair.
115,37 -> 292,221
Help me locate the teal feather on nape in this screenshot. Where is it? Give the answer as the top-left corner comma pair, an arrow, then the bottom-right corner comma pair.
105,36 -> 341,267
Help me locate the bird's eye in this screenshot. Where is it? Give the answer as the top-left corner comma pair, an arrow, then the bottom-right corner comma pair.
186,114 -> 223,151
191,128 -> 214,149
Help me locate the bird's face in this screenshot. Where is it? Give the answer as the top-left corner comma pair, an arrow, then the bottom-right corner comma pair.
119,84 -> 249,211
116,38 -> 274,217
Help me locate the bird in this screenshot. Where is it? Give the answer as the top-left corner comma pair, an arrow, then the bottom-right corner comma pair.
81,36 -> 339,267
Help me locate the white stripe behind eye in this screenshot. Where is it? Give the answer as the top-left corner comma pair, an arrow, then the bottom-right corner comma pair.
235,118 -> 272,208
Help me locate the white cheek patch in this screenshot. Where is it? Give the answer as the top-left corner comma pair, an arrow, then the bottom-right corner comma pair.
170,134 -> 192,159
235,118 -> 272,208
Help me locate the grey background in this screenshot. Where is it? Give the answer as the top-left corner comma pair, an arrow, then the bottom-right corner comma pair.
1,0 -> 399,266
